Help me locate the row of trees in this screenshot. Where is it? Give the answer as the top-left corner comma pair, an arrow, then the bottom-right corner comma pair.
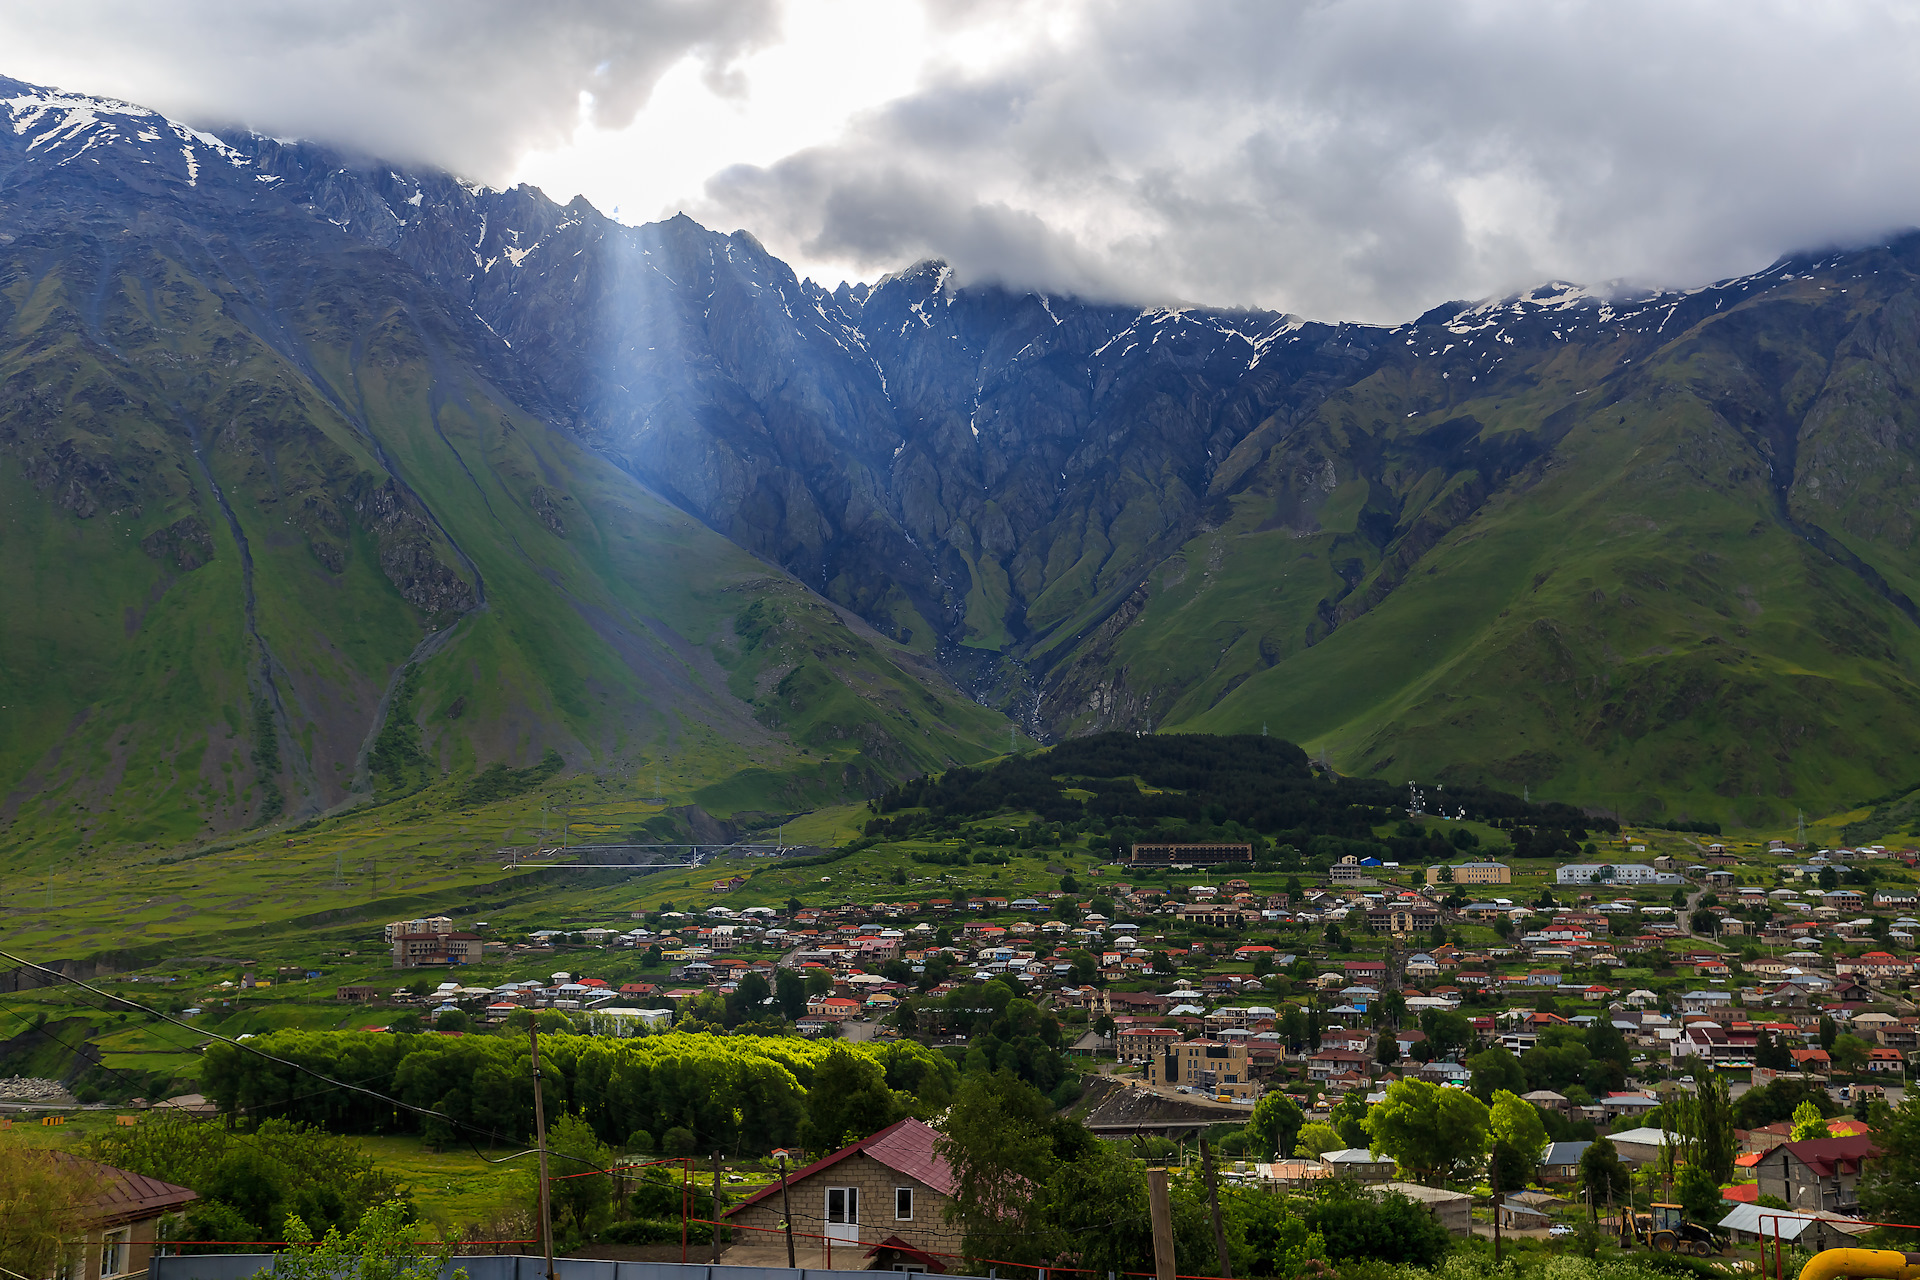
201,1030 -> 962,1157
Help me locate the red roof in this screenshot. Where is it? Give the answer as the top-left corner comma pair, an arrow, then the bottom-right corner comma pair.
1768,1134 -> 1880,1178
1722,1183 -> 1759,1203
727,1118 -> 954,1215
49,1154 -> 197,1228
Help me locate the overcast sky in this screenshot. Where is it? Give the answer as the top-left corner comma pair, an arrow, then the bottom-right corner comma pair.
6,0 -> 1920,322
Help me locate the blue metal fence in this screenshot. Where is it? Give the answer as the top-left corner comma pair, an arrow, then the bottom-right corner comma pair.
154,1257 -> 978,1280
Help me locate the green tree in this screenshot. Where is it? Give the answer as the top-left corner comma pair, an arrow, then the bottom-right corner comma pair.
728,970 -> 773,1024
0,1139 -> 98,1280
1328,1096 -> 1370,1149
545,1111 -> 613,1236
1579,1137 -> 1631,1216
1294,1123 -> 1344,1158
1467,1044 -> 1528,1102
804,969 -> 834,997
1225,1186 -> 1325,1279
1419,1009 -> 1473,1058
803,1044 -> 905,1150
1664,1072 -> 1738,1185
936,1071 -> 1069,1259
1860,1091 -> 1920,1233
1300,1182 -> 1451,1267
1791,1100 -> 1831,1142
1489,1090 -> 1549,1192
1246,1090 -> 1305,1160
275,1200 -> 460,1280
1364,1078 -> 1491,1184
1754,1027 -> 1790,1071
1675,1162 -> 1723,1226
1832,1034 -> 1872,1075
434,1009 -> 469,1033
775,969 -> 808,1020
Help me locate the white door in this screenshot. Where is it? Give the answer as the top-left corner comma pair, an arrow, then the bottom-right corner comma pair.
826,1186 -> 860,1245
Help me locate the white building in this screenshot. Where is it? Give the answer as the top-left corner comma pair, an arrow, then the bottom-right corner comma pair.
1555,864 -> 1685,886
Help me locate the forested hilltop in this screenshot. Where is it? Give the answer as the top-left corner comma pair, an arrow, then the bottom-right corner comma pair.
869,733 -> 1616,867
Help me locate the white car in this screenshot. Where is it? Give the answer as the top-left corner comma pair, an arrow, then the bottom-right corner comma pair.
1549,1225 -> 1575,1239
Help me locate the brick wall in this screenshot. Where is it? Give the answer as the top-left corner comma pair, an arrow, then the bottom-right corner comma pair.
728,1152 -> 956,1259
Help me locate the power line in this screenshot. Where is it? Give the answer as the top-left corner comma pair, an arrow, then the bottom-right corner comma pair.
0,949 -> 595,1167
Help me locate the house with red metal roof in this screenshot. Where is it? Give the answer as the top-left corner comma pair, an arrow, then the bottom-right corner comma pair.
37,1154 -> 197,1280
724,1118 -> 958,1271
1754,1134 -> 1880,1212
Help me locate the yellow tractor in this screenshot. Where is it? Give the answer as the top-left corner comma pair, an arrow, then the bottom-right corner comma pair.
1621,1203 -> 1719,1256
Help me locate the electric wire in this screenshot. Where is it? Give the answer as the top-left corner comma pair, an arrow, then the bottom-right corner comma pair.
0,949 -> 599,1168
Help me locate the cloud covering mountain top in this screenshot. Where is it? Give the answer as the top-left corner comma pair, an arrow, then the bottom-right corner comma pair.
6,0 -> 1920,322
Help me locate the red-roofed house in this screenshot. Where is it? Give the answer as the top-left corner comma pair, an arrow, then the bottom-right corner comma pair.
40,1154 -> 197,1280
725,1118 -> 957,1269
1754,1135 -> 1880,1212
809,996 -> 863,1021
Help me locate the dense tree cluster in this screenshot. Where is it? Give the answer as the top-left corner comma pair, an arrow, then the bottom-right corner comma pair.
870,732 -> 1611,860
200,1031 -> 961,1157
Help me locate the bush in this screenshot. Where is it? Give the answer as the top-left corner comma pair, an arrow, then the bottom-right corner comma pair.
629,1174 -> 681,1218
598,1218 -> 718,1246
1300,1184 -> 1451,1268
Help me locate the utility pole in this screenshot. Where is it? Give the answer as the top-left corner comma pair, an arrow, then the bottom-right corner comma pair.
1490,1146 -> 1503,1265
712,1150 -> 725,1264
1147,1166 -> 1176,1280
775,1149 -> 796,1267
529,1021 -> 557,1280
1200,1140 -> 1233,1277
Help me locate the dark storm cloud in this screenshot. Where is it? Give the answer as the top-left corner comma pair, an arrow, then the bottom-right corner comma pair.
0,0 -> 778,177
697,1 -> 1920,321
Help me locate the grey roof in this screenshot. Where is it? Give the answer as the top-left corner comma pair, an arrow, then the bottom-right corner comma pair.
1323,1148 -> 1391,1164
1541,1141 -> 1592,1166
1717,1205 -> 1867,1241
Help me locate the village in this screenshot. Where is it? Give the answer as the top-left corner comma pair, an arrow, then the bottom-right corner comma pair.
8,814 -> 1920,1278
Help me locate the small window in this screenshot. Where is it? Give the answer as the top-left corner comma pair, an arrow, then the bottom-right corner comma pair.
100,1229 -> 130,1279
895,1187 -> 914,1220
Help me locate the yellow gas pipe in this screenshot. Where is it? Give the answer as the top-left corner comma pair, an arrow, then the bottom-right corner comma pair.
1798,1250 -> 1920,1280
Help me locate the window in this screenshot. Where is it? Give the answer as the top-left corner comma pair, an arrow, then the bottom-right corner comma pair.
100,1229 -> 130,1279
826,1186 -> 859,1224
895,1187 -> 914,1220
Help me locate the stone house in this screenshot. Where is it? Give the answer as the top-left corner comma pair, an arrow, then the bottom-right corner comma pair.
1753,1135 -> 1880,1213
725,1118 -> 957,1271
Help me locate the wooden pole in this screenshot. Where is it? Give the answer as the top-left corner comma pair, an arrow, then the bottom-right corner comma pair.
1490,1146 -> 1503,1265
1147,1167 -> 1176,1280
778,1151 -> 796,1268
681,1156 -> 690,1262
712,1150 -> 726,1263
1200,1140 -> 1233,1278
529,1022 -> 557,1280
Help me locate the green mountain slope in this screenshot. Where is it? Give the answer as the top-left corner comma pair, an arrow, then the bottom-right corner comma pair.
1062,257 -> 1920,824
0,151 -> 1009,861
